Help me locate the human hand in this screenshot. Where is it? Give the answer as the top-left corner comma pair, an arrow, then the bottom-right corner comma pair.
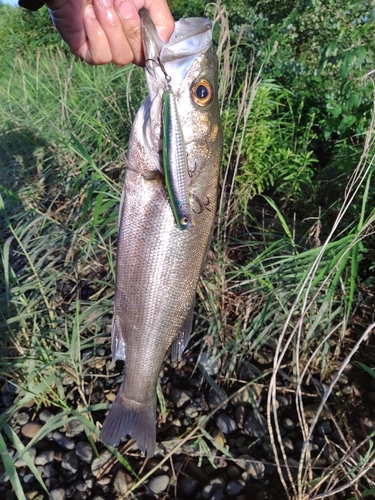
46,0 -> 174,66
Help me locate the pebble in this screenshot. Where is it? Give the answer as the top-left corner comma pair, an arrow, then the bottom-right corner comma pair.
227,465 -> 242,480
65,419 -> 84,437
180,476 -> 200,496
26,491 -> 39,500
52,432 -> 75,450
36,451 -> 55,468
216,413 -> 237,434
39,410 -> 54,423
237,363 -> 257,381
282,417 -> 295,430
282,437 -> 294,455
50,488 -> 66,500
91,451 -> 112,477
113,470 -> 132,495
234,406 -> 246,428
276,394 -> 289,407
207,388 -> 227,411
14,412 -> 29,426
212,429 -> 226,447
1,380 -> 20,394
226,480 -> 243,496
170,388 -> 192,407
185,404 -> 199,418
198,352 -> 221,375
212,491 -> 224,500
202,478 -> 224,499
76,442 -> 93,463
43,464 -> 57,478
244,411 -> 266,437
237,456 -> 265,480
317,421 -> 332,435
148,474 -> 169,495
14,447 -> 36,467
21,422 -> 42,439
62,450 -> 78,474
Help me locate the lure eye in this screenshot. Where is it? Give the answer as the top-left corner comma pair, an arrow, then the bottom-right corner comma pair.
191,79 -> 214,107
180,217 -> 189,226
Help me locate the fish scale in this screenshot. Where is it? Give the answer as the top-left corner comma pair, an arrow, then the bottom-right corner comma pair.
99,9 -> 222,456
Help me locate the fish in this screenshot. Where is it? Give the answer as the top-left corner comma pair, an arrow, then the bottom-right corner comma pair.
99,8 -> 222,456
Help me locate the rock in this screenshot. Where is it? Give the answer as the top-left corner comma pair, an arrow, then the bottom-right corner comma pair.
185,404 -> 198,418
1,380 -> 20,394
62,451 -> 79,474
26,491 -> 39,500
282,437 -> 294,455
276,394 -> 289,407
226,480 -> 243,496
202,478 -> 225,499
39,410 -> 54,423
91,451 -> 112,477
49,488 -> 66,500
237,363 -> 257,382
0,470 -> 9,484
317,421 -> 332,435
237,455 -> 265,480
148,474 -> 169,495
212,491 -> 224,500
282,418 -> 295,430
15,447 -> 36,467
14,412 -> 29,426
180,476 -> 199,496
113,470 -> 132,495
43,464 -> 57,478
198,352 -> 221,375
243,411 -> 266,438
207,388 -> 227,411
76,442 -> 93,463
253,350 -> 273,364
23,473 -> 34,484
65,420 -> 84,437
52,432 -> 75,450
170,388 -> 192,408
21,423 -> 42,439
76,482 -> 87,492
227,464 -> 242,480
216,414 -> 237,435
231,384 -> 262,406
35,450 -> 55,466
212,429 -> 226,448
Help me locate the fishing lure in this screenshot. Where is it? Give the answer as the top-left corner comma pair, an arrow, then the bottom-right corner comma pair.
163,89 -> 194,230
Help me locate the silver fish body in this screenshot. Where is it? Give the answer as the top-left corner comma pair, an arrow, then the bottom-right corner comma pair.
100,9 -> 222,456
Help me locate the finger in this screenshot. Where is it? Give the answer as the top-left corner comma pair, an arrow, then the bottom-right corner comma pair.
114,0 -> 143,65
82,3 -> 113,64
138,0 -> 174,42
94,0 -> 135,66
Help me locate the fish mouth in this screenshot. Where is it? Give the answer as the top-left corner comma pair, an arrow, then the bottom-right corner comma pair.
140,8 -> 212,91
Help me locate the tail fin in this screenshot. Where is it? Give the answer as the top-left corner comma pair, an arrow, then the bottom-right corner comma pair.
100,388 -> 156,456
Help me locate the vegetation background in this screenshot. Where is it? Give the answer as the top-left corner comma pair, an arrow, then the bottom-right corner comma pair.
1,0 -> 375,499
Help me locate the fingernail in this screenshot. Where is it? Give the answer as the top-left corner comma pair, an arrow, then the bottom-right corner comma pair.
85,4 -> 96,19
99,0 -> 113,7
118,0 -> 136,20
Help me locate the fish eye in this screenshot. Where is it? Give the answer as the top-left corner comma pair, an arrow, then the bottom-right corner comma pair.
191,79 -> 214,107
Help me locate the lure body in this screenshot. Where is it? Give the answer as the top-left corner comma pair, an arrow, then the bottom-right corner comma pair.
163,90 -> 194,230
